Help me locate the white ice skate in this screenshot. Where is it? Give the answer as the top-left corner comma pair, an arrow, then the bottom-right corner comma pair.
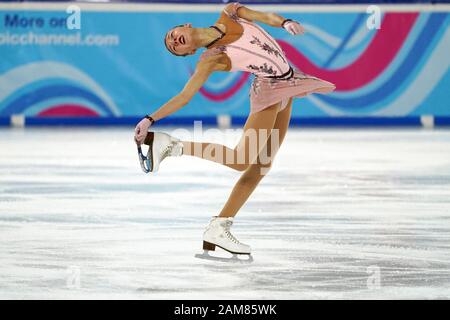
138,131 -> 183,173
202,217 -> 251,255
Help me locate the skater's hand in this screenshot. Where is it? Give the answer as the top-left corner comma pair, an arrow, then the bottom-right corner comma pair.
134,117 -> 152,145
282,20 -> 305,36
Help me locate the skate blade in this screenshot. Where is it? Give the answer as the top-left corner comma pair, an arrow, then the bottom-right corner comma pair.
194,250 -> 253,264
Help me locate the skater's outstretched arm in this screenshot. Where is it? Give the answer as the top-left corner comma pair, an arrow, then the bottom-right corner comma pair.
153,58 -> 224,121
134,55 -> 225,144
228,3 -> 305,35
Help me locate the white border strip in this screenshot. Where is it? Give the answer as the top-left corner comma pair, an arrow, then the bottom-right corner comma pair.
0,2 -> 449,12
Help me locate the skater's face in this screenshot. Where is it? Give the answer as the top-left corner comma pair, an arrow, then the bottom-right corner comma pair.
164,24 -> 196,57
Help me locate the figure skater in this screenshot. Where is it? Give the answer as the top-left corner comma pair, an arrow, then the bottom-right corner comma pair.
134,2 -> 335,255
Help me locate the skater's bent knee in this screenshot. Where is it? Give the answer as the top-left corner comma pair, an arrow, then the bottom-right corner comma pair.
255,162 -> 272,176
241,162 -> 272,180
235,163 -> 251,172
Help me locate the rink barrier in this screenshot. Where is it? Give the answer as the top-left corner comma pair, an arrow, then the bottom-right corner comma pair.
435,116 -> 450,126
2,115 -> 450,128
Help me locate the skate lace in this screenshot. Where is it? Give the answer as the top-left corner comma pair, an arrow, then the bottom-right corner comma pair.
224,221 -> 240,244
160,143 -> 174,162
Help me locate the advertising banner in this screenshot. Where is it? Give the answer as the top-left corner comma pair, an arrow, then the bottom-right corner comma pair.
0,3 -> 449,124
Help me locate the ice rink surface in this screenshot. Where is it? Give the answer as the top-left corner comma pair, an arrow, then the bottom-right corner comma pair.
1,126 -> 449,299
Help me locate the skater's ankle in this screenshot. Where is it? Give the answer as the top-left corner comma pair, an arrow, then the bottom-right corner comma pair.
218,214 -> 235,218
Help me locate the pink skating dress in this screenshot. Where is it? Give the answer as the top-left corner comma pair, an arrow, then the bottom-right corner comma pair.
200,2 -> 336,114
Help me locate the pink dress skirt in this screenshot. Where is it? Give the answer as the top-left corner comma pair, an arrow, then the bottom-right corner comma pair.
249,67 -> 336,114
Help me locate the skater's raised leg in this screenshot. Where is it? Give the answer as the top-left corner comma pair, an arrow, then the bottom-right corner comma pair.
140,101 -> 280,173
181,102 -> 280,171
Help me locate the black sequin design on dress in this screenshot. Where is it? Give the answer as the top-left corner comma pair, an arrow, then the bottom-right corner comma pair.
249,36 -> 287,64
247,63 -> 277,76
